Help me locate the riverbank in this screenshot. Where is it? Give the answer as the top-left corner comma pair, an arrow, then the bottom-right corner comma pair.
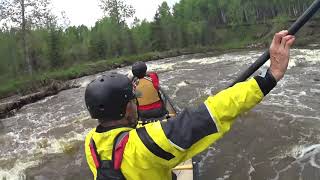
0,45 -> 253,100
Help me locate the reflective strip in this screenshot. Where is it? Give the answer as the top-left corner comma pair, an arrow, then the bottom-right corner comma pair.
168,140 -> 186,152
162,103 -> 218,149
136,127 -> 175,161
204,103 -> 220,132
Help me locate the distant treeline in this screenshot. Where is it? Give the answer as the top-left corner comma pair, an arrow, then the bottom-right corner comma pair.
0,0 -> 317,80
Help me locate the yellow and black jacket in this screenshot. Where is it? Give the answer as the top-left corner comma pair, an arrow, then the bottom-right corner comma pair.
85,73 -> 277,180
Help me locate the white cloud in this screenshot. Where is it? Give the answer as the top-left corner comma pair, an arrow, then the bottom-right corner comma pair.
52,0 -> 179,27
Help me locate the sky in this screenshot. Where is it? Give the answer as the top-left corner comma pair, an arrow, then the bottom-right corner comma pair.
52,0 -> 179,27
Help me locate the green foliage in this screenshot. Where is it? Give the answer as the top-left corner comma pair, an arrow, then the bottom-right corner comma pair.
48,29 -> 63,68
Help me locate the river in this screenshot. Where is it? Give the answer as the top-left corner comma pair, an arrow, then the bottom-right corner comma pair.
0,48 -> 319,180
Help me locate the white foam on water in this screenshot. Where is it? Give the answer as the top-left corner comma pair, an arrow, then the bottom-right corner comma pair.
184,52 -> 259,66
248,160 -> 255,180
0,112 -> 93,178
147,62 -> 177,72
263,92 -> 315,112
310,88 -> 320,94
37,95 -> 56,104
269,144 -> 320,180
216,173 -> 231,180
187,88 -> 202,104
0,159 -> 40,180
31,128 -> 89,156
288,49 -> 320,69
272,144 -> 320,179
308,44 -> 320,47
294,144 -> 320,159
288,60 -> 297,69
310,154 -> 320,169
298,91 -> 307,96
185,57 -> 221,65
198,146 -> 217,174
171,81 -> 190,98
0,130 -> 90,179
203,87 -> 213,96
177,81 -> 188,87
80,79 -> 92,88
269,143 -> 320,179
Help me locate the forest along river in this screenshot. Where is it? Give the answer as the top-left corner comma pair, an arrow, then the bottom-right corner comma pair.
0,48 -> 319,180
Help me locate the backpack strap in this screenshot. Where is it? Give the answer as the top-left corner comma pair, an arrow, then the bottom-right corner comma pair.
143,76 -> 153,82
89,138 -> 101,169
145,73 -> 164,106
112,131 -> 129,170
89,131 -> 129,170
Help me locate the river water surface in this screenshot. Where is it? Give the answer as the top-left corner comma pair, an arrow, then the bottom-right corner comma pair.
0,49 -> 319,180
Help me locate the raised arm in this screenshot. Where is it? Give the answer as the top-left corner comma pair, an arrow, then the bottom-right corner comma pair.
131,31 -> 295,168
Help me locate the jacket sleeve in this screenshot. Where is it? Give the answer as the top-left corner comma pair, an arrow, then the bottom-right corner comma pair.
132,76 -> 276,168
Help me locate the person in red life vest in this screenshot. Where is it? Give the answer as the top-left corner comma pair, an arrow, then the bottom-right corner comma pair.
131,61 -> 169,124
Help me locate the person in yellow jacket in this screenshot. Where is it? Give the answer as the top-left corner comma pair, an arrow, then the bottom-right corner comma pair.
84,30 -> 295,180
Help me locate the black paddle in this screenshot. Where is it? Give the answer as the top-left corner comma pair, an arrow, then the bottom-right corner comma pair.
230,0 -> 320,87
159,87 -> 178,113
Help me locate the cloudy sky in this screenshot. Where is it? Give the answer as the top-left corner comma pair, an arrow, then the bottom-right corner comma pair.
52,0 -> 179,27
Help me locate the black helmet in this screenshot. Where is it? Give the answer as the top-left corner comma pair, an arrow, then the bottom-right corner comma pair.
85,73 -> 136,120
132,61 -> 147,78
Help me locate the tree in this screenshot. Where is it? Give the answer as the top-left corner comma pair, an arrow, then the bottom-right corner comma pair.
48,28 -> 62,68
99,0 -> 135,24
0,29 -> 21,77
0,0 -> 54,74
151,2 -> 175,51
132,19 -> 152,53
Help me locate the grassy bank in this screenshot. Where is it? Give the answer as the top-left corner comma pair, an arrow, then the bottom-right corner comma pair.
1,19 -> 319,99
0,48 -> 216,99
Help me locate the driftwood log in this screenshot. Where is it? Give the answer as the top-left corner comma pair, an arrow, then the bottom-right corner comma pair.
0,81 -> 79,119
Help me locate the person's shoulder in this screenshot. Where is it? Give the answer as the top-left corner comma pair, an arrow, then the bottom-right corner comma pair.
148,72 -> 158,76
147,72 -> 159,80
85,128 -> 96,140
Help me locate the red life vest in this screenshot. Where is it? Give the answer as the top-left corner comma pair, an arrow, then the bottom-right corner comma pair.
89,131 -> 129,180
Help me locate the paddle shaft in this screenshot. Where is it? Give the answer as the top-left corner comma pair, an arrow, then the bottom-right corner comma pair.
159,87 -> 178,113
229,0 -> 320,87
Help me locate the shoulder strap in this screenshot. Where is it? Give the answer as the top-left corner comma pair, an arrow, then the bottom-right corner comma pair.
112,131 -> 130,170
89,131 -> 129,170
143,76 -> 153,82
145,73 -> 163,102
89,137 -> 101,169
